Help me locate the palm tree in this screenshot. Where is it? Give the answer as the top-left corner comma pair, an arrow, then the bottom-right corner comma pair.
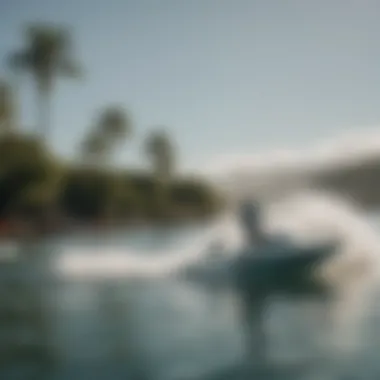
145,128 -> 175,183
80,106 -> 131,168
79,107 -> 131,222
0,80 -> 15,134
145,129 -> 175,218
7,23 -> 81,142
90,106 -> 132,166
96,105 -> 131,145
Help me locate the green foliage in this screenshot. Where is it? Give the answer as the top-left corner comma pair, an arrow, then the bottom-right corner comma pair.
96,106 -> 131,142
169,178 -> 222,216
126,171 -> 168,218
80,106 -> 132,166
59,167 -> 114,220
8,23 -> 82,140
9,23 -> 81,88
0,80 -> 14,132
0,134 -> 60,217
0,23 -> 222,228
0,135 -> 222,224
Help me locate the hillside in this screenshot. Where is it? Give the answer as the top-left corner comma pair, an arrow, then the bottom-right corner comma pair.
313,156 -> 380,209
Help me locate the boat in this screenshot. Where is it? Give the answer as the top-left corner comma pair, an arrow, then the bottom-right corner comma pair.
233,240 -> 339,297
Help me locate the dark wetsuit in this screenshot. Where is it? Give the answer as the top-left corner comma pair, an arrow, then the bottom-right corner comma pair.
238,201 -> 270,360
239,201 -> 265,248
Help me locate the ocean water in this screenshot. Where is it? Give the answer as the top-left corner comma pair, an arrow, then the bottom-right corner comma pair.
1,193 -> 380,379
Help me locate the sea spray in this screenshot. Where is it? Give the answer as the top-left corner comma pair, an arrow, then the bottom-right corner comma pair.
262,190 -> 380,361
57,190 -> 380,290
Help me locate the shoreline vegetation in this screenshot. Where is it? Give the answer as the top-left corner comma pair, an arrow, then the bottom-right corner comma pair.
0,23 -> 223,238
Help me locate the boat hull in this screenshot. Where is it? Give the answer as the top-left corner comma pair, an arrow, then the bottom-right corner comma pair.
233,243 -> 337,298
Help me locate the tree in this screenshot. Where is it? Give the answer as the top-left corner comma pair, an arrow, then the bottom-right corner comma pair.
0,80 -> 15,133
80,106 -> 131,167
7,23 -> 81,142
95,106 -> 132,220
169,179 -> 222,217
0,134 -> 60,218
60,167 -> 116,221
96,105 -> 131,162
145,128 -> 175,183
97,106 -> 131,142
144,129 -> 175,218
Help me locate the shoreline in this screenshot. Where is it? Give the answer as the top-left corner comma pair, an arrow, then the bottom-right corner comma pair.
0,214 -> 215,240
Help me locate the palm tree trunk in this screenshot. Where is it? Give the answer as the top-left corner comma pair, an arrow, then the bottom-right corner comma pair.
38,86 -> 50,142
10,71 -> 21,132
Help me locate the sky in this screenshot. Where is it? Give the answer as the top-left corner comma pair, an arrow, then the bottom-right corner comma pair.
1,0 -> 380,172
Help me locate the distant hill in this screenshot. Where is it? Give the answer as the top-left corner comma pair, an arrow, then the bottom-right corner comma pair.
313,156 -> 380,209
212,154 -> 380,210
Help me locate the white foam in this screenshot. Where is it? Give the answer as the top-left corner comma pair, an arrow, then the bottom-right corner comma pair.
56,189 -> 380,292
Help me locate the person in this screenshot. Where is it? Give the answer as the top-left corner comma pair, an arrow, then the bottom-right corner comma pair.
238,199 -> 267,248
237,199 -> 297,365
238,199 -> 296,255
236,199 -> 270,366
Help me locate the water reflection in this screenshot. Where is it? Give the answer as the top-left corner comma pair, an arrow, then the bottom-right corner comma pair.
0,238 -> 378,380
0,254 -> 55,379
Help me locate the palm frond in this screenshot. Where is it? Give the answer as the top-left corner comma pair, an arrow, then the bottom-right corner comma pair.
97,106 -> 131,139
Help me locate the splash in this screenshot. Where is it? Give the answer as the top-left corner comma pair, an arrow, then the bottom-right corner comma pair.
57,189 -> 380,291
256,190 -> 380,358
56,219 -> 227,279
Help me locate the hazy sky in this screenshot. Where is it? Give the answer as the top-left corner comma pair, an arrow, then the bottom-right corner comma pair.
1,0 -> 380,170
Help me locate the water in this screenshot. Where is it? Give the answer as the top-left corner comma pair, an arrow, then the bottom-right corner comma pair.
1,193 -> 380,379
